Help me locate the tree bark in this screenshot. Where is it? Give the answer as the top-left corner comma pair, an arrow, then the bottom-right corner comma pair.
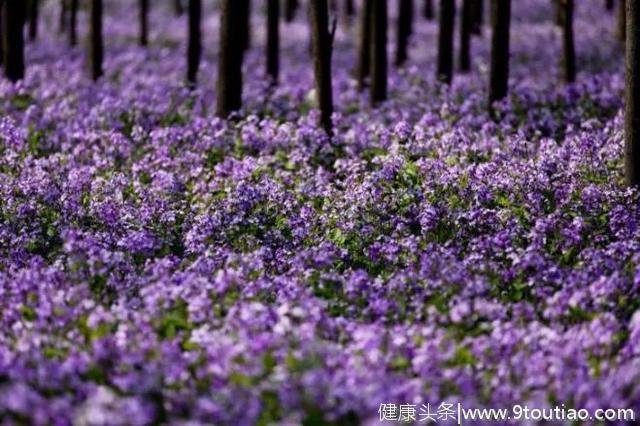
28,0 -> 38,41
89,0 -> 104,81
619,0 -> 627,43
2,0 -> 26,82
437,0 -> 455,84
423,0 -> 434,20
356,0 -> 373,90
69,0 -> 77,46
187,0 -> 201,86
139,0 -> 149,46
561,0 -> 575,83
488,0 -> 511,111
625,0 -> 640,185
309,0 -> 334,134
285,0 -> 299,22
266,0 -> 279,83
395,0 -> 413,67
460,0 -> 473,71
370,0 -> 387,104
472,0 -> 483,35
216,0 -> 243,117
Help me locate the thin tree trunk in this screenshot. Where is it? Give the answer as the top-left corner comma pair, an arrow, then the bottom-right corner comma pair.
437,0 -> 455,84
395,0 -> 413,66
345,0 -> 354,17
619,0 -> 627,42
240,0 -> 251,53
187,0 -> 201,86
423,0 -> 434,20
216,0 -> 243,117
174,0 -> 184,16
309,0 -> 334,134
89,0 -> 104,81
626,0 -> 640,185
472,0 -> 483,35
69,0 -> 77,46
28,0 -> 38,41
488,0 -> 511,111
561,0 -> 575,83
554,0 -> 563,26
139,0 -> 149,46
370,0 -> 387,104
2,0 -> 26,81
606,0 -> 614,12
356,0 -> 373,90
59,0 -> 67,34
267,0 -> 279,83
0,0 -> 3,66
285,0 -> 299,22
460,0 -> 473,71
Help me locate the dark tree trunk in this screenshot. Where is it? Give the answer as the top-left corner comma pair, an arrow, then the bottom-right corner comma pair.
619,0 -> 627,42
395,0 -> 413,67
472,0 -> 483,35
437,0 -> 455,84
187,0 -> 201,86
2,0 -> 26,81
89,0 -> 104,81
606,0 -> 614,12
460,0 -> 473,71
423,0 -> 434,20
356,0 -> 373,90
561,0 -> 575,83
626,0 -> 640,185
216,0 -> 243,117
554,0 -> 563,26
139,0 -> 149,46
69,0 -> 77,46
309,0 -> 334,134
345,0 -> 355,17
239,0 -> 251,53
266,0 -> 279,83
28,0 -> 38,41
370,0 -> 387,104
59,0 -> 67,34
174,0 -> 184,16
488,0 -> 511,111
285,0 -> 299,22
0,0 -> 3,66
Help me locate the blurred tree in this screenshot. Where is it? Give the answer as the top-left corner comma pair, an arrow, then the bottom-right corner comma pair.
217,0 -> 243,117
267,0 -> 279,83
345,0 -> 354,17
606,0 -> 614,12
370,0 -> 387,103
187,0 -> 201,86
460,0 -> 472,71
59,0 -> 67,34
561,0 -> 575,83
626,0 -> 640,185
619,0 -> 626,42
89,0 -> 103,80
28,0 -> 38,41
2,0 -> 26,81
489,0 -> 511,112
285,0 -> 299,22
423,0 -> 434,20
240,0 -> 251,53
395,0 -> 413,67
140,0 -> 149,46
437,0 -> 455,84
472,0 -> 483,35
174,0 -> 184,16
0,0 -> 3,66
309,0 -> 334,134
356,0 -> 372,90
69,0 -> 77,46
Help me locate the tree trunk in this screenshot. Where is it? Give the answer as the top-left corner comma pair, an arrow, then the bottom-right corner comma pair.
472,0 -> 483,35
239,0 -> 251,53
345,0 -> 354,17
606,0 -> 614,12
0,0 -> 3,66
89,0 -> 104,81
395,0 -> 413,66
139,0 -> 149,46
437,0 -> 455,84
356,0 -> 373,90
285,0 -> 299,22
3,0 -> 26,82
561,0 -> 575,83
187,0 -> 201,86
28,0 -> 38,41
488,0 -> 511,111
59,0 -> 67,34
216,0 -> 243,117
619,0 -> 627,43
423,0 -> 434,20
460,0 -> 473,71
266,0 -> 279,83
69,0 -> 77,46
626,0 -> 640,185
370,0 -> 387,104
174,0 -> 184,16
553,0 -> 562,26
309,0 -> 334,134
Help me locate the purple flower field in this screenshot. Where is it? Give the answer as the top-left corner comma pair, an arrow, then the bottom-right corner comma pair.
0,0 -> 639,424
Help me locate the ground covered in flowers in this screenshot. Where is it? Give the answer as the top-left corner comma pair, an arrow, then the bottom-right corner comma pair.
0,1 -> 639,425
